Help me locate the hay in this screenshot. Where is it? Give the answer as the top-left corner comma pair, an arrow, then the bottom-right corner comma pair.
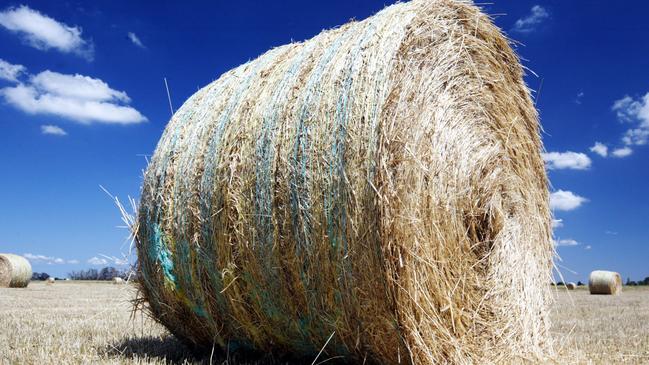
135,0 -> 553,363
589,270 -> 621,295
0,253 -> 32,288
112,277 -> 125,284
566,282 -> 576,290
46,277 -> 55,284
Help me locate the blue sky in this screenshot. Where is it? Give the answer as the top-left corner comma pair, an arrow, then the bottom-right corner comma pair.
0,1 -> 647,281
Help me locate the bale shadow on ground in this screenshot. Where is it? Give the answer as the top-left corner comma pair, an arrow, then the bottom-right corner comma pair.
104,336 -> 202,364
104,336 -> 345,365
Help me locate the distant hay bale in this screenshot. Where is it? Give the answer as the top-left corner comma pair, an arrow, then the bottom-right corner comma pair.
0,253 -> 32,288
566,282 -> 577,290
46,277 -> 55,284
112,277 -> 124,284
589,270 -> 622,295
135,0 -> 553,363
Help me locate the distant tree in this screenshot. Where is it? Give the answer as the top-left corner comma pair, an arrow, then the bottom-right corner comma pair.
626,277 -> 632,286
556,282 -> 564,286
577,281 -> 584,286
643,277 -> 649,286
68,267 -> 129,280
31,272 -> 50,280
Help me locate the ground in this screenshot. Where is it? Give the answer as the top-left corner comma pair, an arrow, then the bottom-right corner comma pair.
1,282 -> 648,364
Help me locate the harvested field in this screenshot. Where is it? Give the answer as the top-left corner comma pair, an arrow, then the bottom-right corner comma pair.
0,281 -> 647,364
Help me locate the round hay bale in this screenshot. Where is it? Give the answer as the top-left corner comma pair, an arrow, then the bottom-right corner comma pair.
46,277 -> 55,284
566,282 -> 577,290
589,270 -> 622,295
112,277 -> 124,284
135,0 -> 553,363
0,253 -> 32,288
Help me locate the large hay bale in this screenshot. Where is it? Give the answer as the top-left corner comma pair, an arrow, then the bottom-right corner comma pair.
112,277 -> 124,284
0,253 -> 32,288
135,0 -> 553,363
589,270 -> 622,295
566,282 -> 577,290
46,277 -> 55,284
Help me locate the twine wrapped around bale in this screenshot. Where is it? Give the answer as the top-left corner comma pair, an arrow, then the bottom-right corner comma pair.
135,0 -> 554,363
589,271 -> 621,295
0,253 -> 32,288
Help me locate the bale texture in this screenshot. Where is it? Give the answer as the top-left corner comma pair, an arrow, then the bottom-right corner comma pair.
135,0 -> 554,363
0,253 -> 32,288
589,271 -> 621,295
566,282 -> 576,290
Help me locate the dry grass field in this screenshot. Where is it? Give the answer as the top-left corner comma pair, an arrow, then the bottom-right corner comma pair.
1,281 -> 648,364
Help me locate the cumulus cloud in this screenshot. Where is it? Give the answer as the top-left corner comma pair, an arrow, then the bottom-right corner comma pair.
584,245 -> 592,250
0,58 -> 26,83
87,256 -> 108,266
0,70 -> 147,124
554,238 -> 578,247
0,5 -> 93,60
88,255 -> 129,266
41,124 -> 67,136
550,190 -> 587,211
612,146 -> 633,158
24,253 -> 77,265
512,5 -> 549,33
542,151 -> 591,170
552,219 -> 564,229
612,93 -> 649,147
589,142 -> 608,157
127,32 -> 145,48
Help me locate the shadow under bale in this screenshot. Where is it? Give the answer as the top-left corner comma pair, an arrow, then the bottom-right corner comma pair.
105,336 -> 347,365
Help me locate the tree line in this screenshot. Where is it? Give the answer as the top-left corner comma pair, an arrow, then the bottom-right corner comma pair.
31,267 -> 132,281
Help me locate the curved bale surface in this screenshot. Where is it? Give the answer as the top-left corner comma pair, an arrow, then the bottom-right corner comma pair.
566,282 -> 576,290
589,270 -> 622,295
135,0 -> 554,363
0,254 -> 32,288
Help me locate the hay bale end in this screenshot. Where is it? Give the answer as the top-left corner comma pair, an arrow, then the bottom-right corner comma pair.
0,253 -> 32,288
589,270 -> 622,295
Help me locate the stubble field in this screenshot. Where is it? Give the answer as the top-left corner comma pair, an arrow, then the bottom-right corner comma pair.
1,282 -> 647,364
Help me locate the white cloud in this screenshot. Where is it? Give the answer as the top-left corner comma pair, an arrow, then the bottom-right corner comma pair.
0,70 -> 147,124
552,219 -> 564,229
32,71 -> 130,103
0,58 -> 26,82
550,190 -> 587,211
89,255 -> 129,266
605,230 -> 618,235
612,93 -> 649,146
67,259 -> 79,264
542,151 -> 591,170
575,91 -> 584,105
99,254 -> 129,266
555,238 -> 578,247
87,256 -> 109,266
589,142 -> 608,157
128,32 -> 145,48
24,253 -> 76,265
512,5 -> 549,33
612,146 -> 633,158
41,124 -> 67,136
584,245 -> 592,250
0,5 -> 93,60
